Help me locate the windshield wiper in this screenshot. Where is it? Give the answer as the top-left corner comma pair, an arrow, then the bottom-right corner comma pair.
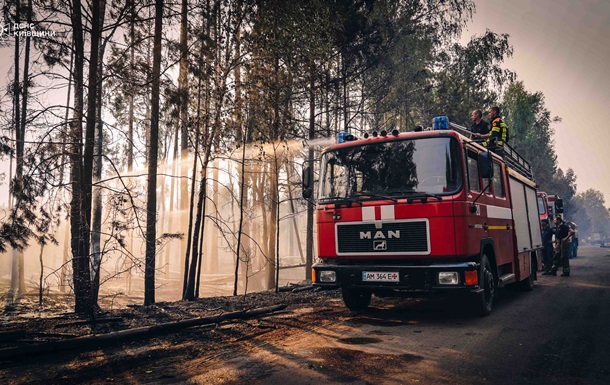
404,191 -> 442,203
319,196 -> 363,207
350,193 -> 398,202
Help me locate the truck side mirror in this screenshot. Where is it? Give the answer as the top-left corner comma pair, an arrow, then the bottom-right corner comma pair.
302,164 -> 313,199
478,151 -> 494,179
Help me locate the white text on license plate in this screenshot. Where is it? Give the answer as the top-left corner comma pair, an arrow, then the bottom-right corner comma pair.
362,271 -> 399,282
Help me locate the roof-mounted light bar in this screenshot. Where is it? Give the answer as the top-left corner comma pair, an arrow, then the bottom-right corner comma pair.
337,132 -> 357,143
433,116 -> 449,130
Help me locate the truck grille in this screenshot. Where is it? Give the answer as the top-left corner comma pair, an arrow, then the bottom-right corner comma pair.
336,220 -> 429,255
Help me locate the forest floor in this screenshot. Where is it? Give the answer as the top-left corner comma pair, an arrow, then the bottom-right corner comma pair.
0,284 -> 348,384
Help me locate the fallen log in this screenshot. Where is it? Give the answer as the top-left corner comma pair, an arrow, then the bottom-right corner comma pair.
0,304 -> 287,362
0,331 -> 26,343
291,285 -> 315,293
54,317 -> 123,329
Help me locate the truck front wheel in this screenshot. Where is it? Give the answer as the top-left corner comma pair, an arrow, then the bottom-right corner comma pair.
471,254 -> 495,316
342,287 -> 372,311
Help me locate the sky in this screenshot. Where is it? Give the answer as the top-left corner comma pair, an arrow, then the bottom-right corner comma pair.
459,0 -> 610,203
1,0 -> 609,206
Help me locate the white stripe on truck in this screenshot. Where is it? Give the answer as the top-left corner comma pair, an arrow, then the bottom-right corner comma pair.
381,205 -> 395,220
362,206 -> 375,221
486,205 -> 513,220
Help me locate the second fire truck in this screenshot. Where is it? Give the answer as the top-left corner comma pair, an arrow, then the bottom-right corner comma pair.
303,117 -> 543,315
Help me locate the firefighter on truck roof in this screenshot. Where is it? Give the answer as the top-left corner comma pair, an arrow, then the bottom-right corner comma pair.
473,106 -> 509,149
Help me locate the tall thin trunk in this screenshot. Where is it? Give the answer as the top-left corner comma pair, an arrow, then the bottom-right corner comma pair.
273,148 -> 280,293
38,244 -> 45,306
91,0 -> 107,308
195,180 -> 206,299
178,0 -> 190,268
77,0 -> 103,317
267,162 -> 278,290
210,167 -> 219,272
194,50 -> 205,298
23,1 -> 33,303
195,194 -> 205,297
144,8 -> 152,163
21,0 -> 31,146
144,0 -> 164,306
60,221 -> 70,293
305,65 -> 315,281
70,0 -> 91,314
342,57 -> 348,132
178,0 -> 189,152
165,120 -> 179,278
59,39 -> 75,293
233,127 -> 247,296
127,0 -> 136,171
185,175 -> 206,300
125,5 -> 145,293
8,0 -> 23,306
181,107 -> 202,300
232,25 -> 244,295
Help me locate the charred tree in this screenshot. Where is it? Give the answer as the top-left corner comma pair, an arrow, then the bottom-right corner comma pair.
178,0 -> 190,269
91,0 -> 108,307
8,0 -> 26,305
144,0 -> 164,306
69,0 -> 93,314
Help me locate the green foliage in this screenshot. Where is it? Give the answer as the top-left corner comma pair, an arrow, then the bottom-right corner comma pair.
500,84 -> 581,224
502,81 -> 560,190
426,30 -> 514,126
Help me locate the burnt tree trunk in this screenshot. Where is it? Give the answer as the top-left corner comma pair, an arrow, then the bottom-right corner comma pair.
69,0 -> 92,314
144,0 -> 164,306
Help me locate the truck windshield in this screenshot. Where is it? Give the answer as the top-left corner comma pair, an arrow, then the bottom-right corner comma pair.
319,137 -> 462,201
537,195 -> 547,215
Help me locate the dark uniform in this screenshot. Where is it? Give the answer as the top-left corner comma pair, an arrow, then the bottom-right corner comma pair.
541,222 -> 554,271
551,223 -> 571,276
471,119 -> 490,136
568,222 -> 578,258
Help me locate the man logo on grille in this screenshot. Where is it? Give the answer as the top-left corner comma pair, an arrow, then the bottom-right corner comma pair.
360,230 -> 400,239
373,240 -> 387,251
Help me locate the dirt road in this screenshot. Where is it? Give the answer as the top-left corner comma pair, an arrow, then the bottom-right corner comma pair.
2,246 -> 609,384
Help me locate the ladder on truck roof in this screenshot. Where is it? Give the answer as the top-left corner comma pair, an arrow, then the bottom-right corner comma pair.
448,122 -> 534,181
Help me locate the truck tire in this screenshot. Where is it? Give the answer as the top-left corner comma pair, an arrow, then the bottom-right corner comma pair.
342,287 -> 372,311
471,254 -> 495,316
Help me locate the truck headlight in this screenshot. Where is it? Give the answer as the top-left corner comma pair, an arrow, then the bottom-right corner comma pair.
438,271 -> 459,285
319,270 -> 337,283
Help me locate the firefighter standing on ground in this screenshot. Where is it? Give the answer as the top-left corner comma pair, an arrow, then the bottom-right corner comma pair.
543,216 -> 574,277
474,106 -> 508,148
568,221 -> 578,258
541,219 -> 554,272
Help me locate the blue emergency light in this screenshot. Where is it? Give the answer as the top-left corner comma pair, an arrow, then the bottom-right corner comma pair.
433,116 -> 449,130
337,132 -> 357,143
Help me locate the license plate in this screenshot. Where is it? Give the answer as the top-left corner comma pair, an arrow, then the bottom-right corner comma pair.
362,271 -> 399,282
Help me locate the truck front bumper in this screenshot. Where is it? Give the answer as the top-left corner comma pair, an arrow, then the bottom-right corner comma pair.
313,262 -> 481,292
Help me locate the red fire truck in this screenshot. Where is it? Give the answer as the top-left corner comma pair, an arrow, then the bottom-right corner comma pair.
537,192 -> 550,222
303,118 -> 543,315
537,192 -> 564,226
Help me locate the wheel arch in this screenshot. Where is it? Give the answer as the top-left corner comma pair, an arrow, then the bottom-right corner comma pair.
480,238 -> 498,280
